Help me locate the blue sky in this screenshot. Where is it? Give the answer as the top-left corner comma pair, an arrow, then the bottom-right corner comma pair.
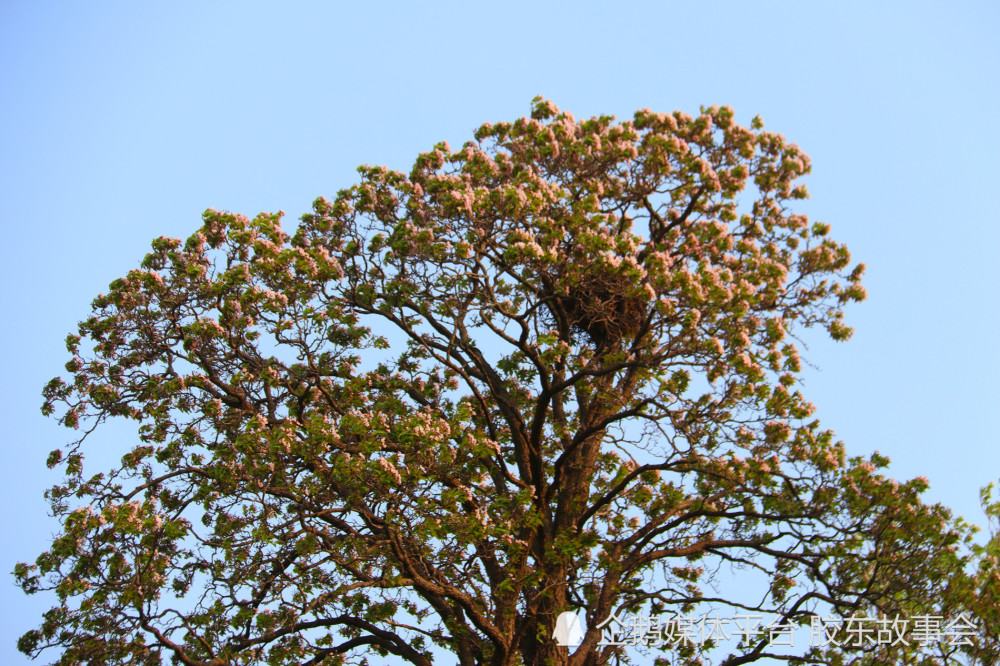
2,2 -> 998,663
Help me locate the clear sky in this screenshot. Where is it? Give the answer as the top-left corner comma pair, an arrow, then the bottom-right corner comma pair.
2,2 -> 998,663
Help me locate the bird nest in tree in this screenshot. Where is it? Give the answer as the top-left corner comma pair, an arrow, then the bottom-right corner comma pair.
546,267 -> 647,347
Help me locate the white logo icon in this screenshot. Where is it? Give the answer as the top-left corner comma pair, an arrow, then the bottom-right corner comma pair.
553,610 -> 585,647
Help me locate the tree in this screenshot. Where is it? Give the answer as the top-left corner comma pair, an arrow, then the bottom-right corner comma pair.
17,98 -> 998,665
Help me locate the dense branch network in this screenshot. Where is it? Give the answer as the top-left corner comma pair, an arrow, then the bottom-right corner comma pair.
16,99 -> 998,666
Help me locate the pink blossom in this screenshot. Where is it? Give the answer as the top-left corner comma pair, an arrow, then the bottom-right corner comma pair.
378,457 -> 401,484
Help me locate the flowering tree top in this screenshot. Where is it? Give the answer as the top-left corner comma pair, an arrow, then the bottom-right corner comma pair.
17,98 -> 997,665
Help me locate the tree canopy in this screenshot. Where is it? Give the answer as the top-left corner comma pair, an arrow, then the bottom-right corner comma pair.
17,98 -> 998,665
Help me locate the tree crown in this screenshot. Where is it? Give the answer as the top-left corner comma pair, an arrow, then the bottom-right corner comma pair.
18,98 -> 997,666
